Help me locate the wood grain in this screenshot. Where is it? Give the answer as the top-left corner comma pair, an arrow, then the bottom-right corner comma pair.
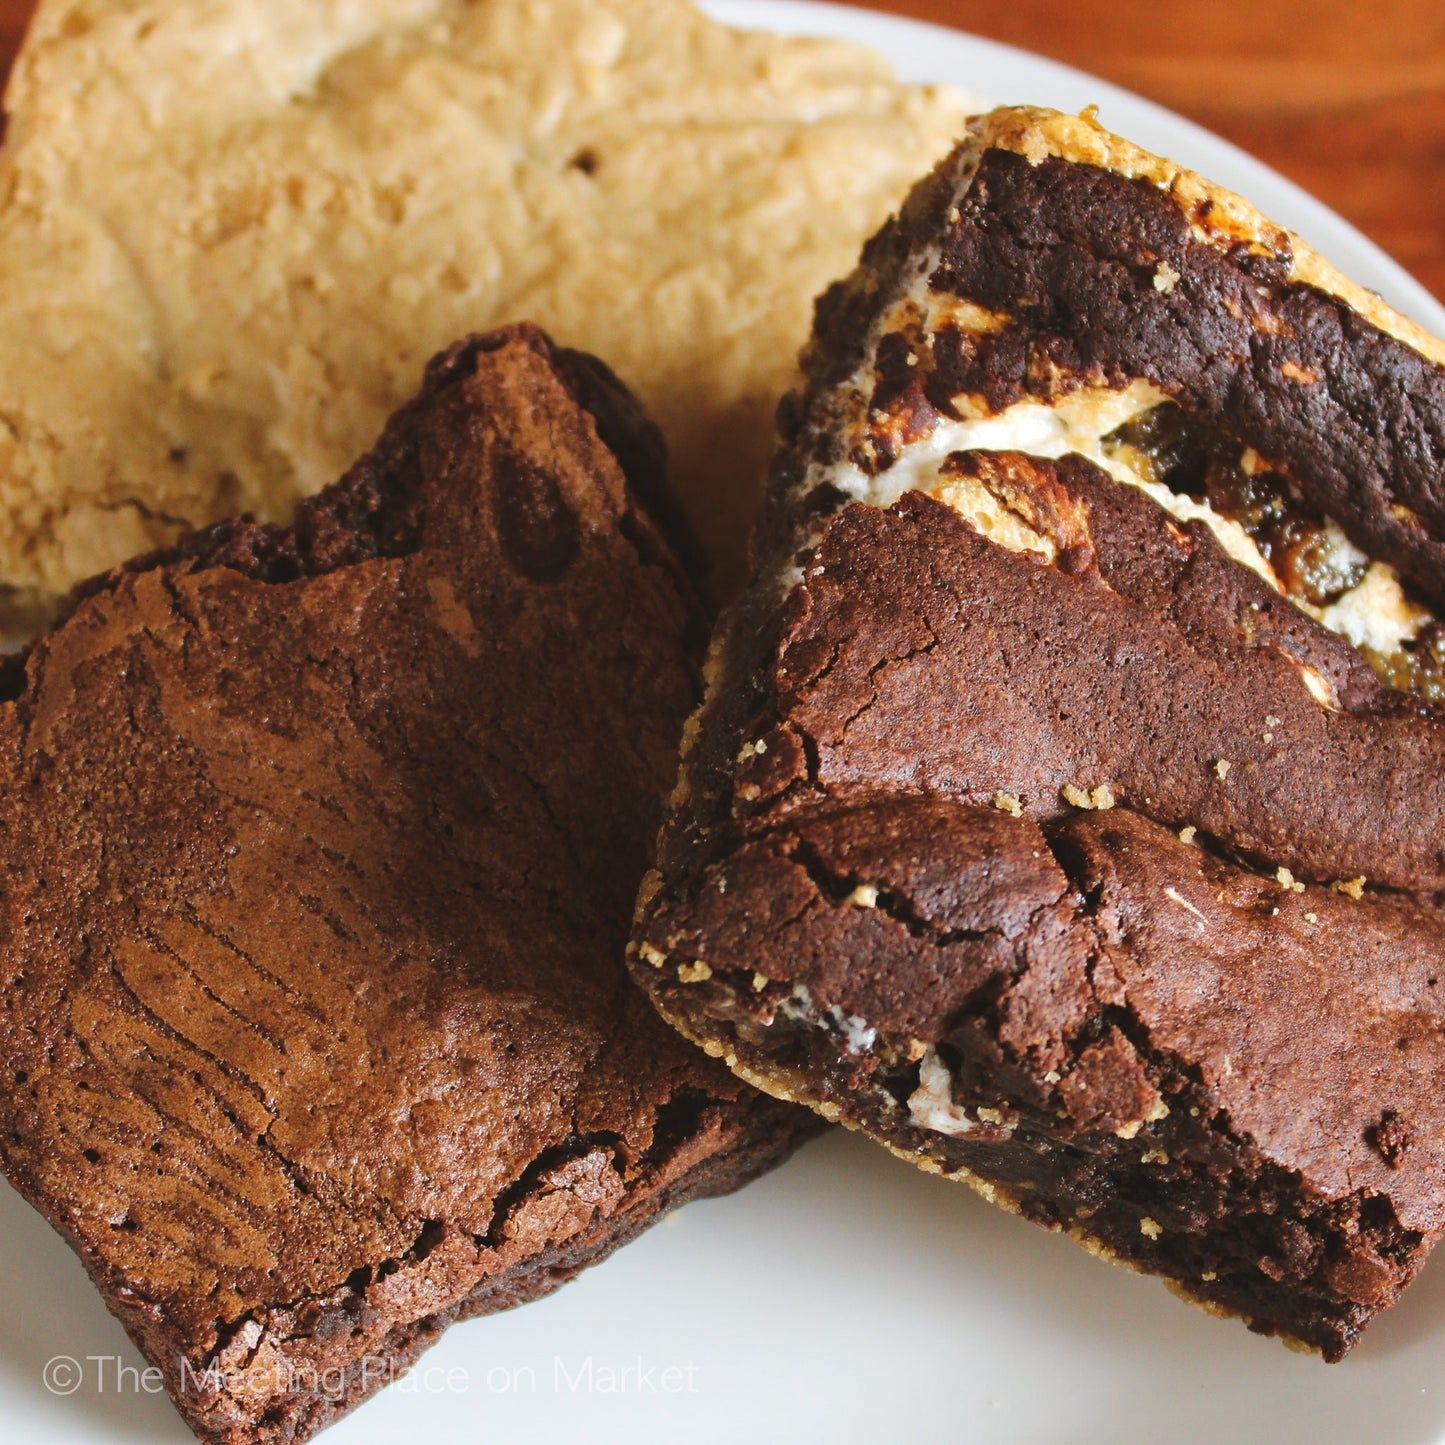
0,0 -> 1438,299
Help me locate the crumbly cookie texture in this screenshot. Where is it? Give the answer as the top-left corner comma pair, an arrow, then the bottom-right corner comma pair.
0,0 -> 973,622
0,324 -> 812,1445
631,107 -> 1445,1361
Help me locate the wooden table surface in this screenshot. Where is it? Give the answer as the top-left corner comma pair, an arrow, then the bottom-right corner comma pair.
0,0 -> 1440,301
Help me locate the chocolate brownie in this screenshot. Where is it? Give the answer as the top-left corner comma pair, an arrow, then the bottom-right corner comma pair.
630,107 -> 1445,1359
0,323 -> 810,1445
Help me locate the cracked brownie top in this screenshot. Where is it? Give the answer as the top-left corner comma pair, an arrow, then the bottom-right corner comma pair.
0,323 -> 806,1445
630,107 -> 1445,1360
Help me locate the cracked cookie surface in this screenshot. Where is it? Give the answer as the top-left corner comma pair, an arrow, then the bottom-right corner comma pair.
0,0 -> 974,620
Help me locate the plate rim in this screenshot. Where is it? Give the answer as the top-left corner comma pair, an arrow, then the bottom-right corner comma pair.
706,0 -> 1445,334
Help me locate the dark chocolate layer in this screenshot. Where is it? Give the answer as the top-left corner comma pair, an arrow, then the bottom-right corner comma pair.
796,146 -> 1445,612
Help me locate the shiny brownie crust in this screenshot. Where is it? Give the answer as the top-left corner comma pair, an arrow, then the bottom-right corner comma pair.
0,324 -> 809,1444
632,112 -> 1445,1360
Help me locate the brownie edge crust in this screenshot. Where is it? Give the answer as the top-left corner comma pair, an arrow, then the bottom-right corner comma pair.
0,324 -> 810,1445
631,108 -> 1445,1360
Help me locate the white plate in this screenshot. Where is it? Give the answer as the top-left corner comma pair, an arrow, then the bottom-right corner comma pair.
5,6 -> 1444,1444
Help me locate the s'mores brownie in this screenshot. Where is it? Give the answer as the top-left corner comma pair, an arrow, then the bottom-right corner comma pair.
631,107 -> 1445,1359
